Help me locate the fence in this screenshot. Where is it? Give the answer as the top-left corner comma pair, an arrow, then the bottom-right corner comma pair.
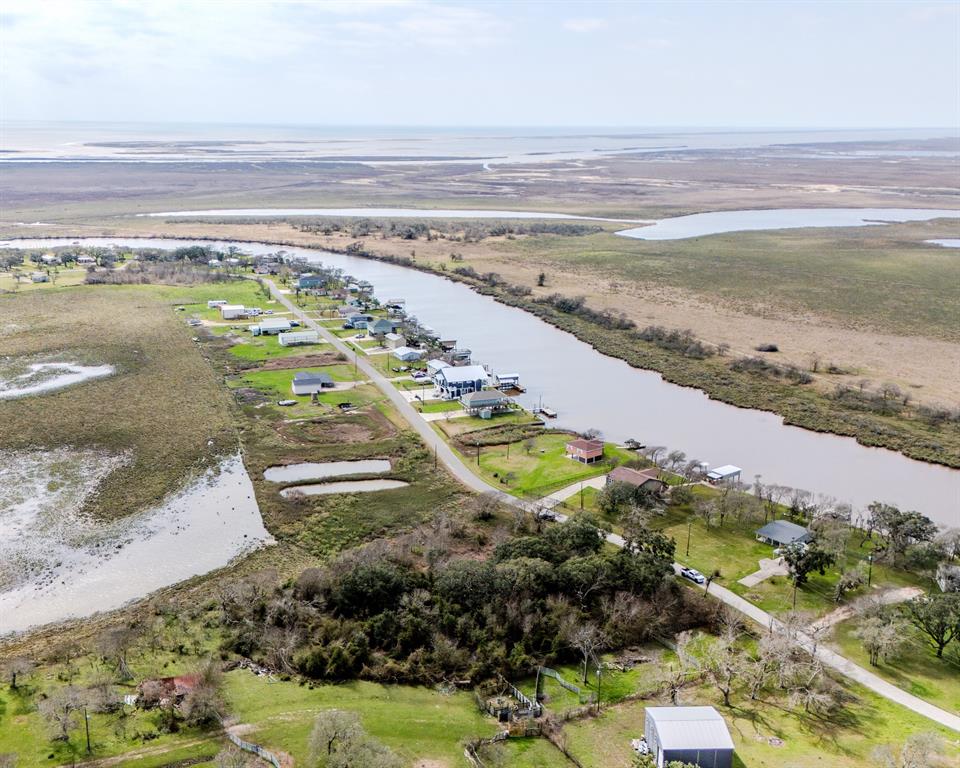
537,666 -> 588,702
226,730 -> 282,768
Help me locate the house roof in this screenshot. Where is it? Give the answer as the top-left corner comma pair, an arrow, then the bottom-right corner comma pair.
566,438 -> 604,452
427,359 -> 451,370
293,371 -> 333,385
707,464 -> 742,478
461,390 -> 510,405
257,318 -> 292,330
384,333 -> 403,341
608,466 -> 662,487
220,304 -> 244,311
496,372 -> 520,380
437,365 -> 488,384
756,519 -> 812,545
646,707 -> 734,751
393,346 -> 421,357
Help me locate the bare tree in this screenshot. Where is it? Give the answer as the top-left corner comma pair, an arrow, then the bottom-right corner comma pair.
855,615 -> 908,666
872,732 -> 944,768
38,686 -> 85,741
2,656 -> 34,690
562,619 -> 606,684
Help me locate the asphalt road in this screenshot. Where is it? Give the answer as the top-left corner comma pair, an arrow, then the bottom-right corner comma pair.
268,281 -> 960,733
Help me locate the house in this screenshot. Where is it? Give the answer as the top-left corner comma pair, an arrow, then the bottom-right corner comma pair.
278,330 -> 320,347
434,364 -> 488,399
77,255 -> 96,265
936,563 -> 960,593
427,359 -> 451,377
30,272 -> 49,283
207,259 -> 222,268
251,318 -> 293,336
291,371 -> 334,395
706,465 -> 742,485
756,520 -> 813,548
297,274 -> 326,290
226,257 -> 241,266
344,314 -> 375,329
219,304 -> 247,320
450,348 -> 472,362
40,253 -> 59,265
368,318 -> 396,336
606,466 -> 666,494
644,706 -> 734,768
566,438 -> 604,464
460,390 -> 512,416
338,306 -> 359,317
492,373 -> 521,391
384,332 -> 405,349
392,346 -> 423,362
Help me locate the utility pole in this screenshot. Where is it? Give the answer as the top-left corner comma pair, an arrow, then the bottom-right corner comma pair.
476,442 -> 481,466
686,520 -> 693,557
434,443 -> 438,469
580,480 -> 584,509
867,553 -> 874,586
84,706 -> 91,753
596,664 -> 602,713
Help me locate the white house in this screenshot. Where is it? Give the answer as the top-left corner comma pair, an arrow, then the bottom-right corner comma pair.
251,318 -> 293,336
392,346 -> 422,362
219,304 -> 247,320
278,330 -> 320,347
291,371 -> 334,395
77,255 -> 96,265
434,364 -> 488,399
207,299 -> 228,308
40,254 -> 59,265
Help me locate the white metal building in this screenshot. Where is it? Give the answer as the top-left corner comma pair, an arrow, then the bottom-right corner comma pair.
644,707 -> 734,768
706,465 -> 742,485
278,330 -> 320,347
219,304 -> 246,320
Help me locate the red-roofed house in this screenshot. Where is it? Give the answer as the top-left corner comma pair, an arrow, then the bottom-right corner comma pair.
566,438 -> 604,464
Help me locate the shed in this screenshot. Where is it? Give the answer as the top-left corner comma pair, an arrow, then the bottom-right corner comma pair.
291,371 -> 334,395
392,346 -> 423,362
493,373 -> 521,391
460,390 -> 511,415
706,465 -> 742,485
219,304 -> 246,320
644,706 -> 734,768
755,520 -> 812,547
435,364 -> 488,398
606,466 -> 665,493
566,438 -> 604,464
251,318 -> 293,336
31,272 -> 49,283
384,332 -> 405,349
278,330 -> 320,347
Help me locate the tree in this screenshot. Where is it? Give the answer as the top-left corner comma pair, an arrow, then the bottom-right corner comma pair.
215,746 -> 253,768
38,686 -> 85,742
471,492 -> 502,522
308,710 -> 402,768
782,543 -> 835,608
905,593 -> 960,658
537,271 -> 546,287
703,633 -> 745,707
867,503 -> 938,565
833,566 -> 866,603
2,656 -> 34,690
562,620 -> 606,684
872,732 -> 944,768
855,614 -> 908,666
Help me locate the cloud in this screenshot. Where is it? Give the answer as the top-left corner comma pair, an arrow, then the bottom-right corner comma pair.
562,17 -> 607,33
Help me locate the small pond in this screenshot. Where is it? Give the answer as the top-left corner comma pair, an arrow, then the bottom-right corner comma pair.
280,479 -> 409,497
0,362 -> 114,399
926,239 -> 960,248
264,459 -> 391,482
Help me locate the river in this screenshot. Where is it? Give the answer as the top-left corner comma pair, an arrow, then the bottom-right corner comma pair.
2,236 -> 958,527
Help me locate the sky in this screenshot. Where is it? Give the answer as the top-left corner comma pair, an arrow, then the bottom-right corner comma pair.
1,0 -> 958,128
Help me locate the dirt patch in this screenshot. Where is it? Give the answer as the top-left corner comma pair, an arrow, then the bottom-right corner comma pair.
259,351 -> 346,370
278,408 -> 397,446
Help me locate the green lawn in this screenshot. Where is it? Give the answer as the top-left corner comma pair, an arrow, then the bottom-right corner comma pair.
418,399 -> 465,414
482,738 -> 566,767
562,680 -> 960,768
831,617 -> 960,715
228,332 -> 328,362
224,670 -> 495,766
459,432 -> 636,498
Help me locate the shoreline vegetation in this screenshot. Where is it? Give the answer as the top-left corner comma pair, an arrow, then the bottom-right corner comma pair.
10,231 -> 955,468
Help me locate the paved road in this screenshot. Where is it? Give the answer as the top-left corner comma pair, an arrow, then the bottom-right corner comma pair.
268,281 -> 960,733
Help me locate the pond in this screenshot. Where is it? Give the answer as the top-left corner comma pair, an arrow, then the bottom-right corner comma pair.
264,459 -> 391,482
615,208 -> 960,240
3,237 -> 957,527
281,479 -> 409,497
926,239 -> 960,248
139,207 -> 642,223
0,362 -> 114,399
0,452 -> 273,635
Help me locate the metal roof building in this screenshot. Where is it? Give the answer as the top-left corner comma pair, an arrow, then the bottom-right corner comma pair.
291,371 -> 334,395
756,519 -> 812,547
644,706 -> 734,768
706,465 -> 742,484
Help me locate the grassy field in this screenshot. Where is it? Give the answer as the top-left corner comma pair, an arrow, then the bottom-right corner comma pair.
451,431 -> 635,497
227,332 -> 329,363
0,284 -> 237,520
224,671 -> 494,766
831,616 -> 960,714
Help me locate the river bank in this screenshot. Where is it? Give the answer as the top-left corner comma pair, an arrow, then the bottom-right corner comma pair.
2,236 -> 957,523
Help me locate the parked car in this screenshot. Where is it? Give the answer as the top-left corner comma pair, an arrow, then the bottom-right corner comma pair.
264,309 -> 274,314
277,399 -> 297,407
289,320 -> 300,327
680,567 -> 706,584
338,402 -> 354,410
536,510 -> 559,522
